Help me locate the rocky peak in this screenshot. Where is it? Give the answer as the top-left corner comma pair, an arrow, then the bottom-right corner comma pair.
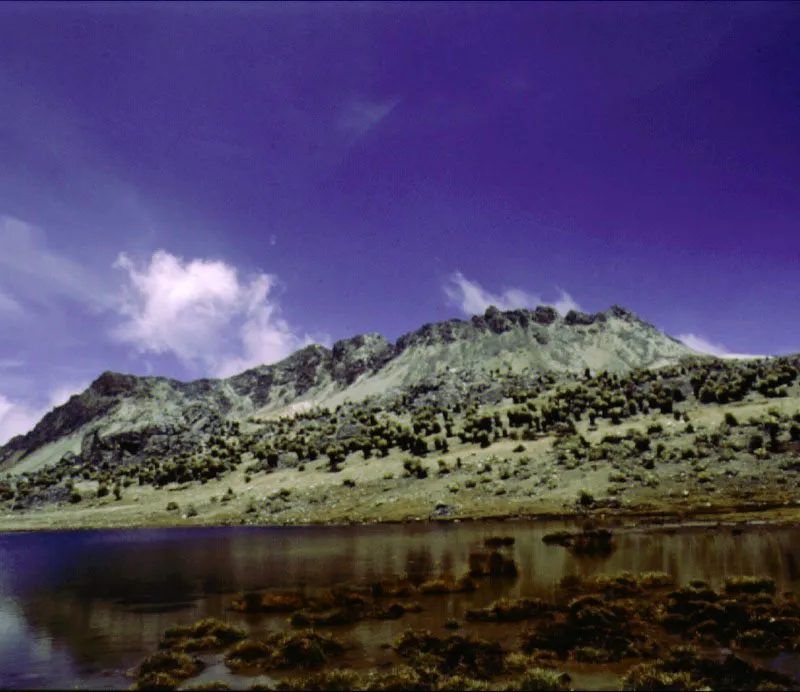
89,371 -> 140,397
330,333 -> 395,385
564,309 -> 606,326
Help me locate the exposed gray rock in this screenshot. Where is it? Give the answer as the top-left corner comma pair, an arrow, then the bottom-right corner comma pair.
278,451 -> 300,468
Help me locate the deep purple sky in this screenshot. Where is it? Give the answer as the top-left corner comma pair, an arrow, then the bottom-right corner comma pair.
0,1 -> 798,442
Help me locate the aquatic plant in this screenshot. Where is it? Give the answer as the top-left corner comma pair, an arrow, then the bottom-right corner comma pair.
273,668 -> 360,691
622,647 -> 799,691
230,591 -> 307,614
723,575 -> 776,596
160,617 -> 246,651
225,631 -> 347,672
511,668 -> 573,691
371,578 -> 418,599
132,650 -> 205,690
419,574 -> 477,594
129,671 -> 181,690
519,594 -> 659,661
622,663 -> 701,691
465,598 -> 554,623
392,629 -> 506,680
288,607 -> 359,628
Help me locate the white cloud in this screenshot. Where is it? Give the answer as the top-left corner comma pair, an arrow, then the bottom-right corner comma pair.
0,381 -> 88,446
677,333 -> 765,360
443,271 -> 581,317
0,359 -> 24,370
47,381 -> 89,408
0,395 -> 42,446
111,250 -> 317,378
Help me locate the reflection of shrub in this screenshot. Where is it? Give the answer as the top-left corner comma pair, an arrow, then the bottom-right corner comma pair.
468,551 -> 518,577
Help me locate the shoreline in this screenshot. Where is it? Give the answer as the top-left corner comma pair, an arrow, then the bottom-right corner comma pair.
2,499 -> 799,535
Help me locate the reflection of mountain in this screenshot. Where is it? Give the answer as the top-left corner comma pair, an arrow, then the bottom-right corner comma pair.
4,523 -> 800,682
0,532 -> 85,596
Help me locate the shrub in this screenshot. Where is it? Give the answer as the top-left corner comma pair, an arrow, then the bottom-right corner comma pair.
69,490 -> 82,504
724,412 -> 739,427
748,433 -> 764,453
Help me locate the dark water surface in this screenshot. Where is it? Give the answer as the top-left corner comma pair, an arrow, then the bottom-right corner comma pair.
2,519 -> 800,690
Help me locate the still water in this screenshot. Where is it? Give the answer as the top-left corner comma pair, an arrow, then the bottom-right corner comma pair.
1,519 -> 800,690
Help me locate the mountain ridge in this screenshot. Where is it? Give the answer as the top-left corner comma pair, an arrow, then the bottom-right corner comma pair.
0,304 -> 700,475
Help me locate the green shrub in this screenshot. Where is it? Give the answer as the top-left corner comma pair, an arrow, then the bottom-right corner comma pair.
748,433 -> 764,452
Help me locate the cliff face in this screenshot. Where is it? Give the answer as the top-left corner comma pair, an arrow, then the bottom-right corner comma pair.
0,304 -> 697,474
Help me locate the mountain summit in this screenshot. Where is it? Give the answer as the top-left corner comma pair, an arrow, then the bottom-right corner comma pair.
0,305 -> 697,474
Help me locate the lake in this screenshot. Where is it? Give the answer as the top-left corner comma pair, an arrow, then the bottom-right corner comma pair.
2,519 -> 800,690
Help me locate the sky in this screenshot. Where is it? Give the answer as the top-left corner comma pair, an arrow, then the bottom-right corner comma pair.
0,1 -> 798,443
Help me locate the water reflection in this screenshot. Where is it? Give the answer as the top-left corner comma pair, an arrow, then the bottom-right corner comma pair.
1,520 -> 799,689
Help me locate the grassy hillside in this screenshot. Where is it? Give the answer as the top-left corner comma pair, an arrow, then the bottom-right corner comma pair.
1,352 -> 799,531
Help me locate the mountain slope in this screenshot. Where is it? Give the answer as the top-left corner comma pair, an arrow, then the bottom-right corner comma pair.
0,305 -> 698,475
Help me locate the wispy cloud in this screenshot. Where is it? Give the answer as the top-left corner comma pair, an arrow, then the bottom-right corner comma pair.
0,290 -> 23,316
678,333 -> 765,360
443,271 -> 581,317
111,250 -> 322,378
337,95 -> 401,144
0,216 -> 113,314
